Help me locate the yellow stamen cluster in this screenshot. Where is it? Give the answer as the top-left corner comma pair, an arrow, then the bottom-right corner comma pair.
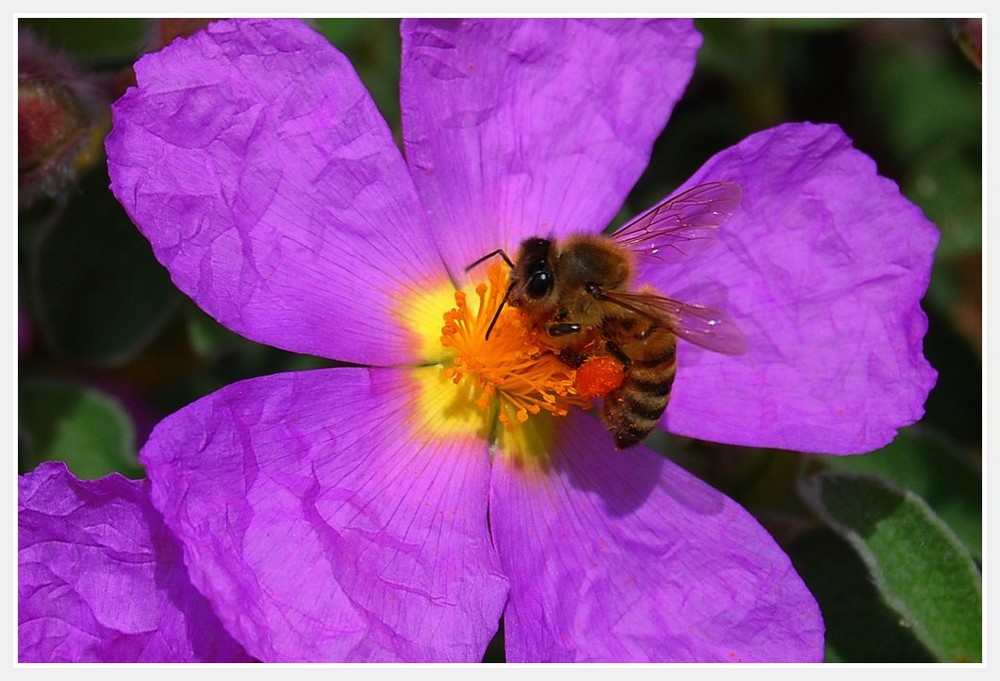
440,263 -> 588,428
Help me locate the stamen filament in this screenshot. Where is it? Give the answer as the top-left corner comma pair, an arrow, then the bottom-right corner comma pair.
440,263 -> 588,430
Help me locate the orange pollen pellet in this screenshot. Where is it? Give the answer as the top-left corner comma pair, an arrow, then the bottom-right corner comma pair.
575,355 -> 626,398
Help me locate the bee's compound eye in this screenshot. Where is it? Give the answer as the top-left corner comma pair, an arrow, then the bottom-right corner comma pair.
526,270 -> 553,299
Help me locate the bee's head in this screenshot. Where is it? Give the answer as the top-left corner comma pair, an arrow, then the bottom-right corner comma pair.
511,238 -> 556,308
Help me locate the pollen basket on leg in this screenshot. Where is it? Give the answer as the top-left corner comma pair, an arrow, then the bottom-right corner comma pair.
440,263 -> 589,431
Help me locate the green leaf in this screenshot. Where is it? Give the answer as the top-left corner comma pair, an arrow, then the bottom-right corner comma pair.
19,380 -> 142,479
19,18 -> 146,63
905,144 -> 982,262
314,18 -> 401,127
821,427 -> 981,559
185,304 -> 252,361
755,18 -> 858,31
801,470 -> 982,662
695,19 -> 772,82
30,165 -> 179,366
788,528 -> 933,662
862,44 -> 981,163
313,18 -> 375,51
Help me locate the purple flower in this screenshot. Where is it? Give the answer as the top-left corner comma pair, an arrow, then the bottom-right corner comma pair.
67,18 -> 934,662
18,461 -> 253,662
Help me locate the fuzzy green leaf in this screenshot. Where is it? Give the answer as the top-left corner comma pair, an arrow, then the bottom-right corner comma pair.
19,381 -> 142,479
802,471 -> 981,662
788,528 -> 933,662
31,166 -> 178,366
821,427 -> 981,559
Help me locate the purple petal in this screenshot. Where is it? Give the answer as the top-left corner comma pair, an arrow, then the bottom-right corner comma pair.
18,461 -> 251,662
654,123 -> 938,454
490,413 -> 823,662
401,18 -> 701,276
141,367 -> 508,662
107,19 -> 445,365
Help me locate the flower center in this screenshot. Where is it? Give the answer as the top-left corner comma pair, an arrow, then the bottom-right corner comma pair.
440,262 -> 588,430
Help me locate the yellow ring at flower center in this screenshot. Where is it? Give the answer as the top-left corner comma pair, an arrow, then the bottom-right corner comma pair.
400,263 -> 589,467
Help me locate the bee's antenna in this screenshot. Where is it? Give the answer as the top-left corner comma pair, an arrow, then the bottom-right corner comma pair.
483,281 -> 515,341
467,249 -> 516,340
466,248 -> 514,271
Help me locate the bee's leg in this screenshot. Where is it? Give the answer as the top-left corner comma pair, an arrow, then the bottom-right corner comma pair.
603,339 -> 633,370
546,322 -> 581,337
558,348 -> 587,369
547,321 -> 586,368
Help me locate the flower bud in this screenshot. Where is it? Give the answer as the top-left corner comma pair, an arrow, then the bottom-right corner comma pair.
950,18 -> 981,70
18,29 -> 107,206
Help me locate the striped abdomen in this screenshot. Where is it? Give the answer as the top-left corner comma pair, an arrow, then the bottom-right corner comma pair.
600,318 -> 677,449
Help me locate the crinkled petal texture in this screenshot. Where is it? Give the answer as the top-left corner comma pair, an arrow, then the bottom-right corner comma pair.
491,413 -> 823,662
18,461 -> 252,662
107,19 -> 445,366
401,18 -> 701,277
140,367 -> 509,662
655,123 -> 938,454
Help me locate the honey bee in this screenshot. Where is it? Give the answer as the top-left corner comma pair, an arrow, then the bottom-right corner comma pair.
468,182 -> 747,449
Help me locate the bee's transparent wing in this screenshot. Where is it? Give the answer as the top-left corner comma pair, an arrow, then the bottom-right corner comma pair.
610,182 -> 742,263
602,290 -> 747,355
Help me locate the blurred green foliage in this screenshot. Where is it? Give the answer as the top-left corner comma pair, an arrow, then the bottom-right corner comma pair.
18,18 -> 981,663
